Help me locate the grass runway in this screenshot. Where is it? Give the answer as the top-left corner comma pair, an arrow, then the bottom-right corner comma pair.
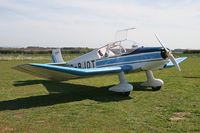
0,54 -> 199,132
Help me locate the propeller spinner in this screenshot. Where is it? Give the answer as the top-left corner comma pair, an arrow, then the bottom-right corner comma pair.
154,34 -> 181,71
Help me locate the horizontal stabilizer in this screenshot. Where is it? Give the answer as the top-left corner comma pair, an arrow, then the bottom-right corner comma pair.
165,57 -> 187,68
13,64 -> 122,81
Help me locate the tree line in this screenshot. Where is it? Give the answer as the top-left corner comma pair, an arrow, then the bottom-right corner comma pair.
0,47 -> 93,54
0,47 -> 199,54
183,49 -> 200,54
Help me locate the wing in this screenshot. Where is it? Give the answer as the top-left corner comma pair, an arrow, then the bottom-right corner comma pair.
13,63 -> 123,81
165,57 -> 187,68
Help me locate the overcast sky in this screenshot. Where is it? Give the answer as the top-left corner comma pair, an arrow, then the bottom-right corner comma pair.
0,0 -> 199,49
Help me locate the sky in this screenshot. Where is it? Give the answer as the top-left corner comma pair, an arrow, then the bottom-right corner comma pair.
0,0 -> 200,49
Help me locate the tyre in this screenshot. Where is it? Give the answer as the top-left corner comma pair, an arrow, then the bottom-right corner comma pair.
121,91 -> 131,96
152,86 -> 161,91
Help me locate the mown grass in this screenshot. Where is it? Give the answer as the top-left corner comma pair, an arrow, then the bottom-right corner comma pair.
0,54 -> 199,133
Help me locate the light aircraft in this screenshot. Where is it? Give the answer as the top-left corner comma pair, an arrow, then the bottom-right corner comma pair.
13,28 -> 187,96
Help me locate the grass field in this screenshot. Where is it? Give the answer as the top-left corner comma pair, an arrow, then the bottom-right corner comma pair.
0,54 -> 199,133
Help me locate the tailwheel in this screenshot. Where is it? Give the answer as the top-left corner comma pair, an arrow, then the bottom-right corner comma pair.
152,86 -> 161,91
121,91 -> 131,96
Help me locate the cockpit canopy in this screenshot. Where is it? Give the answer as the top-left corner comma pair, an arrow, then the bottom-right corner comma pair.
97,39 -> 139,58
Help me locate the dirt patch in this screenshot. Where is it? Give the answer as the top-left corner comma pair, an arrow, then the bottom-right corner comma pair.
1,127 -> 15,132
36,120 -> 45,123
170,112 -> 191,121
14,112 -> 24,119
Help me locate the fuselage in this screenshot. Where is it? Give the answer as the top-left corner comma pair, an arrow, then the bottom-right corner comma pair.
67,47 -> 169,72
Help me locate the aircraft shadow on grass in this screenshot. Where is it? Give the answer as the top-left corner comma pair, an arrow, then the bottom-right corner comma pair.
183,76 -> 200,79
0,80 -> 154,111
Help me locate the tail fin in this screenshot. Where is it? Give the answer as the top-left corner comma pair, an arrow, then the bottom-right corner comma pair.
51,49 -> 65,63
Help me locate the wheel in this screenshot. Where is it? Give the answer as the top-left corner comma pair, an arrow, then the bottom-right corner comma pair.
152,86 -> 161,91
121,91 -> 131,96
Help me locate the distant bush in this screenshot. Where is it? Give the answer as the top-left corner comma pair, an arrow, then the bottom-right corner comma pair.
0,50 -> 51,54
183,50 -> 200,54
0,47 -> 93,55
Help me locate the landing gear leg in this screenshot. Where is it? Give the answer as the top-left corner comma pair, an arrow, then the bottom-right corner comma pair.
141,70 -> 164,91
109,71 -> 133,96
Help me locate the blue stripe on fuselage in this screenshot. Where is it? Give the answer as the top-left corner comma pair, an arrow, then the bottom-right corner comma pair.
128,47 -> 162,54
96,52 -> 162,67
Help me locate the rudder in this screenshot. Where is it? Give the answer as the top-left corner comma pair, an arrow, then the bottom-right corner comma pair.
51,49 -> 65,63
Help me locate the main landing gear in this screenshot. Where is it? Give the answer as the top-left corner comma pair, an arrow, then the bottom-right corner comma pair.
109,71 -> 133,96
141,70 -> 164,91
109,70 -> 163,96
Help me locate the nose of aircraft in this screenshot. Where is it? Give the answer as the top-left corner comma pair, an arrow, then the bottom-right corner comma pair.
155,34 -> 181,71
160,47 -> 168,59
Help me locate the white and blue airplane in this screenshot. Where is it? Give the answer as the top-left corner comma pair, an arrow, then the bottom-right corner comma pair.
13,29 -> 187,96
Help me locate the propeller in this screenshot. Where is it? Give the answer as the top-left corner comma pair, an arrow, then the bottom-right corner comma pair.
154,34 -> 181,71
